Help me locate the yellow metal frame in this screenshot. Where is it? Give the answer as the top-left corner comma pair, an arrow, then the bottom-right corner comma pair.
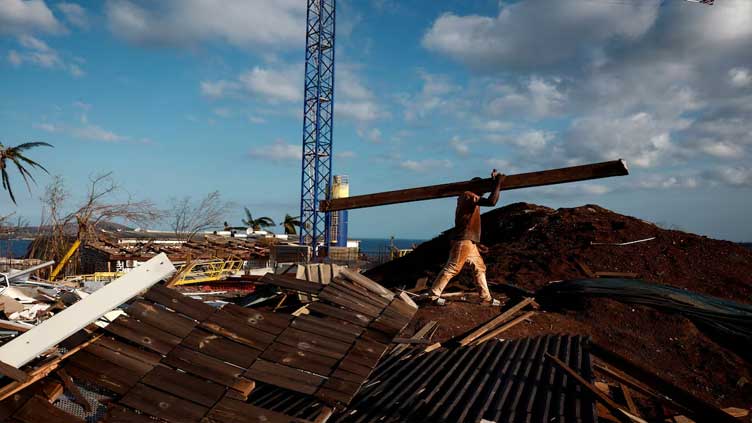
173,259 -> 244,286
49,239 -> 81,281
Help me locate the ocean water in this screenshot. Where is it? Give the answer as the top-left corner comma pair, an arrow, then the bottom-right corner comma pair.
358,238 -> 426,256
0,239 -> 32,258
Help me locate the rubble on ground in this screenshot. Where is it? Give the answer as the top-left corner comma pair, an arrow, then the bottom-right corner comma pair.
367,202 -> 752,413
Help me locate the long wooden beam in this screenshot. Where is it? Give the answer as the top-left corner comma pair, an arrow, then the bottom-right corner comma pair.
321,159 -> 629,212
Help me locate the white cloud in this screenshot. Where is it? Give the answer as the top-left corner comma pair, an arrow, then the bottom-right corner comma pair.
708,166 -> 752,187
72,124 -> 127,142
357,127 -> 382,143
105,0 -> 305,50
335,150 -> 356,159
0,0 -> 64,35
486,77 -> 566,119
200,64 -> 300,103
476,120 -> 513,132
56,2 -> 88,29
422,0 -> 659,70
399,159 -> 452,172
632,174 -> 699,190
486,130 -> 553,154
239,66 -> 301,103
7,34 -> 84,77
700,141 -> 744,159
729,67 -> 752,88
248,139 -> 300,162
200,80 -> 239,99
580,184 -> 611,195
334,65 -> 386,125
336,101 -> 385,123
34,122 -> 60,132
564,112 -> 686,168
402,71 -> 459,121
449,137 -> 469,156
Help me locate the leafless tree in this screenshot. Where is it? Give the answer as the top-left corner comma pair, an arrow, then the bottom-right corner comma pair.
166,191 -> 227,241
31,173 -> 163,275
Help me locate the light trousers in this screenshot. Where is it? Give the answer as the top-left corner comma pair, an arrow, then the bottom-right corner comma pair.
430,240 -> 491,301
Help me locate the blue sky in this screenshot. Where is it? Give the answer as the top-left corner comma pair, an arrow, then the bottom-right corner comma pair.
1,0 -> 752,241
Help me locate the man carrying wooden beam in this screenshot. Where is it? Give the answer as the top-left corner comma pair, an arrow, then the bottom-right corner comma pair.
428,169 -> 505,306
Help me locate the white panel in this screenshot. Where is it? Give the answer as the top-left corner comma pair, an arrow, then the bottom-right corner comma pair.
0,253 -> 175,368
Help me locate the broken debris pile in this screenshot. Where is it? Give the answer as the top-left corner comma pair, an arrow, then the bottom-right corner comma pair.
368,202 -> 752,412
0,256 -> 417,422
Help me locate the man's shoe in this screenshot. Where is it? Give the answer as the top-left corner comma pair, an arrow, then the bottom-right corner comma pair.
480,298 -> 501,306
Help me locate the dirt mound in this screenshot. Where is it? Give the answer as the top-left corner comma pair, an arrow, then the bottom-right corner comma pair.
367,202 -> 752,302
367,202 -> 752,409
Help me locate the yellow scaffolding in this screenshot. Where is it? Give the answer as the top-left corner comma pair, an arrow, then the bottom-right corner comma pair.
172,259 -> 244,286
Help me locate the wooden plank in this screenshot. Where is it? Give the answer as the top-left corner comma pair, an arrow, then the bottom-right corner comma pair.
321,377 -> 361,395
0,254 -> 175,368
200,312 -> 276,351
338,268 -> 395,300
296,314 -> 364,338
67,351 -> 142,394
103,405 -> 156,423
103,315 -> 182,355
0,320 -> 32,333
322,159 -> 629,211
38,380 -> 64,403
291,315 -> 361,344
0,334 -> 102,403
203,397 -> 312,423
162,346 -> 254,395
57,368 -> 91,412
329,368 -> 364,384
220,303 -> 293,335
473,311 -> 535,345
329,278 -> 390,308
65,363 -> 131,395
120,383 -> 208,423
13,395 -> 84,423
260,273 -> 323,295
181,329 -> 261,368
460,297 -> 535,346
391,321 -> 437,355
95,336 -> 163,366
546,353 -> 633,423
319,287 -> 383,317
0,360 -> 28,383
245,360 -> 326,395
276,327 -> 352,360
127,300 -> 197,338
144,284 -> 215,321
317,387 -> 355,405
307,302 -> 372,327
85,343 -> 155,376
141,366 -> 225,408
260,342 -> 339,376
337,356 -> 375,378
621,384 -> 640,416
0,389 -> 32,420
590,343 -> 738,423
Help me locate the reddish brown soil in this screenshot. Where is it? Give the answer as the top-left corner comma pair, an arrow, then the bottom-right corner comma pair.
369,203 -> 752,411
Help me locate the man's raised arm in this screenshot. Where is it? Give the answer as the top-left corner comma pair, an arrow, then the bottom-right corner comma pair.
478,169 -> 505,207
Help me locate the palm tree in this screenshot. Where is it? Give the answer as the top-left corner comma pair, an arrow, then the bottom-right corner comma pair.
1,142 -> 53,204
281,214 -> 302,235
242,207 -> 275,231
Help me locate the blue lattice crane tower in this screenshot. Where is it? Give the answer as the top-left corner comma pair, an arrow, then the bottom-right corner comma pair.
299,0 -> 336,255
